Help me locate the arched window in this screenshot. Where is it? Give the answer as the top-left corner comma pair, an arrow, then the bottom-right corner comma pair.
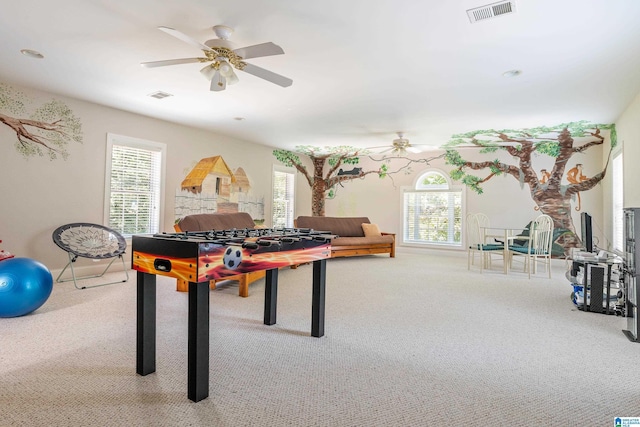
402,170 -> 462,247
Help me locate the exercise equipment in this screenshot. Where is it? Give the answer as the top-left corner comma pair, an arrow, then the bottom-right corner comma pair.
0,257 -> 53,317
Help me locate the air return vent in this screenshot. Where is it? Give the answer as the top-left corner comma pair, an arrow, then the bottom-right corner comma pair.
467,1 -> 516,23
148,91 -> 173,99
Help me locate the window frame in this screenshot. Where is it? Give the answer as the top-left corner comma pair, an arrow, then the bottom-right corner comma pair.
271,164 -> 296,228
400,169 -> 465,249
612,148 -> 624,253
103,133 -> 166,237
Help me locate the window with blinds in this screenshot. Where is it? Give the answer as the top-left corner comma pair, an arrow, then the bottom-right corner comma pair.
612,152 -> 624,252
105,134 -> 165,237
402,171 -> 462,246
272,168 -> 295,228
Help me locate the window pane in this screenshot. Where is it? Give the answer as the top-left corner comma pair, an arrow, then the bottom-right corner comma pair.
273,170 -> 295,228
403,190 -> 462,245
107,142 -> 163,236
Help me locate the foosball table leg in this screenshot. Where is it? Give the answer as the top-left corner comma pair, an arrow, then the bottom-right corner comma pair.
136,272 -> 156,376
264,268 -> 278,325
187,281 -> 210,402
312,259 -> 326,338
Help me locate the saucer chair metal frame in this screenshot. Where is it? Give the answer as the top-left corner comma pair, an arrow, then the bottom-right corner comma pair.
52,223 -> 129,289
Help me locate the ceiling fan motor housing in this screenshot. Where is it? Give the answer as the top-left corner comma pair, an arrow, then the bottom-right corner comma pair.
204,38 -> 235,50
393,137 -> 410,148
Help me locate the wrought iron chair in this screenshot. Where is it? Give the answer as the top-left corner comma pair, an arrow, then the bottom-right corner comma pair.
52,223 -> 129,289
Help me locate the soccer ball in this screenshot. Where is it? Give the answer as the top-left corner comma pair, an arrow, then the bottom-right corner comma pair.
223,246 -> 242,270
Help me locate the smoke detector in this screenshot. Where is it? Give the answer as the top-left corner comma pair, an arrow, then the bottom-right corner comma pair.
467,1 -> 517,23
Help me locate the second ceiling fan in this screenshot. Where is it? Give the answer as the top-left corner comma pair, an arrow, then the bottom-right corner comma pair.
142,25 -> 293,92
372,132 -> 429,155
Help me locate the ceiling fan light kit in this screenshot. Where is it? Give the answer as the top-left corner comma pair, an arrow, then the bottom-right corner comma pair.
142,25 -> 292,91
200,64 -> 216,80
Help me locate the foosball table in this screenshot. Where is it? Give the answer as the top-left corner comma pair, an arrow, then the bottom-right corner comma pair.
131,227 -> 333,402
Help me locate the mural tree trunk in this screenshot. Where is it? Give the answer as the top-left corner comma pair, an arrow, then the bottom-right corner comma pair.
311,157 -> 329,216
275,147 -> 383,216
445,122 -> 615,255
274,146 -> 442,217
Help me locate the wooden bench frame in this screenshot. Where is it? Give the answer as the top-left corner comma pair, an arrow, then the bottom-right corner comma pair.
176,270 -> 265,297
330,233 -> 396,258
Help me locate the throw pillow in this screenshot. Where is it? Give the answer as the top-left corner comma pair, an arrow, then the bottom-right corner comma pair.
362,223 -> 382,237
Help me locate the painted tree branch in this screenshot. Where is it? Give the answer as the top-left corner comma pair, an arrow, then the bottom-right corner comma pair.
274,147 -> 442,216
326,169 -> 378,188
0,113 -> 65,155
325,152 -> 362,180
364,154 -> 444,188
0,85 -> 82,160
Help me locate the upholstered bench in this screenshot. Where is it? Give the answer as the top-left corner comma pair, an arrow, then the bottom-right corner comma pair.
295,216 -> 395,258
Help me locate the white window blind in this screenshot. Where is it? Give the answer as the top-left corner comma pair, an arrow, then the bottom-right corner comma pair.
105,135 -> 165,237
272,169 -> 295,228
404,191 -> 462,245
612,152 -> 624,252
402,170 -> 462,246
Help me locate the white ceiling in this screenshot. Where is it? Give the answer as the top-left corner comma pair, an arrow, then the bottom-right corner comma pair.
2,0 -> 640,152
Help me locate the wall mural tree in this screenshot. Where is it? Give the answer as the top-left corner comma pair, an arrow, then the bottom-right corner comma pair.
273,145 -> 443,217
0,83 -> 82,160
443,121 -> 616,255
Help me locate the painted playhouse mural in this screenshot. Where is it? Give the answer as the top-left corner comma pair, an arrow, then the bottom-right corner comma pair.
443,121 -> 616,256
175,155 -> 265,224
0,83 -> 82,160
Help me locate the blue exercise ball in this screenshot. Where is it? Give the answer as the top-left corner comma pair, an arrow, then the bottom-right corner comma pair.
0,257 -> 53,318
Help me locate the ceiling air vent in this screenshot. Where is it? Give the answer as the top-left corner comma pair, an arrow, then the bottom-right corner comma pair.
148,91 -> 173,99
467,1 -> 516,23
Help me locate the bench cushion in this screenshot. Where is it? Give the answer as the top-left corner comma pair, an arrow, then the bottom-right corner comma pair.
176,212 -> 255,232
295,216 -> 370,237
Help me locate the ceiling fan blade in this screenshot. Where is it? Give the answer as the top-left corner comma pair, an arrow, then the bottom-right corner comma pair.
158,26 -> 212,52
141,58 -> 203,68
240,63 -> 292,87
406,146 -> 422,153
210,70 -> 226,91
233,42 -> 284,60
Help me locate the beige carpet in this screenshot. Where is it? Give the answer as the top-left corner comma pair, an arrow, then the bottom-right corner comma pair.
0,249 -> 638,426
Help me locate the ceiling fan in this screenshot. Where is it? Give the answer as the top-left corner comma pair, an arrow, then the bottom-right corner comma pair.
372,133 -> 430,155
141,25 -> 293,92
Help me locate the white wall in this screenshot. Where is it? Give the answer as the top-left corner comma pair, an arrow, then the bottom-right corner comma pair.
615,90 -> 640,208
0,82 -> 277,272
